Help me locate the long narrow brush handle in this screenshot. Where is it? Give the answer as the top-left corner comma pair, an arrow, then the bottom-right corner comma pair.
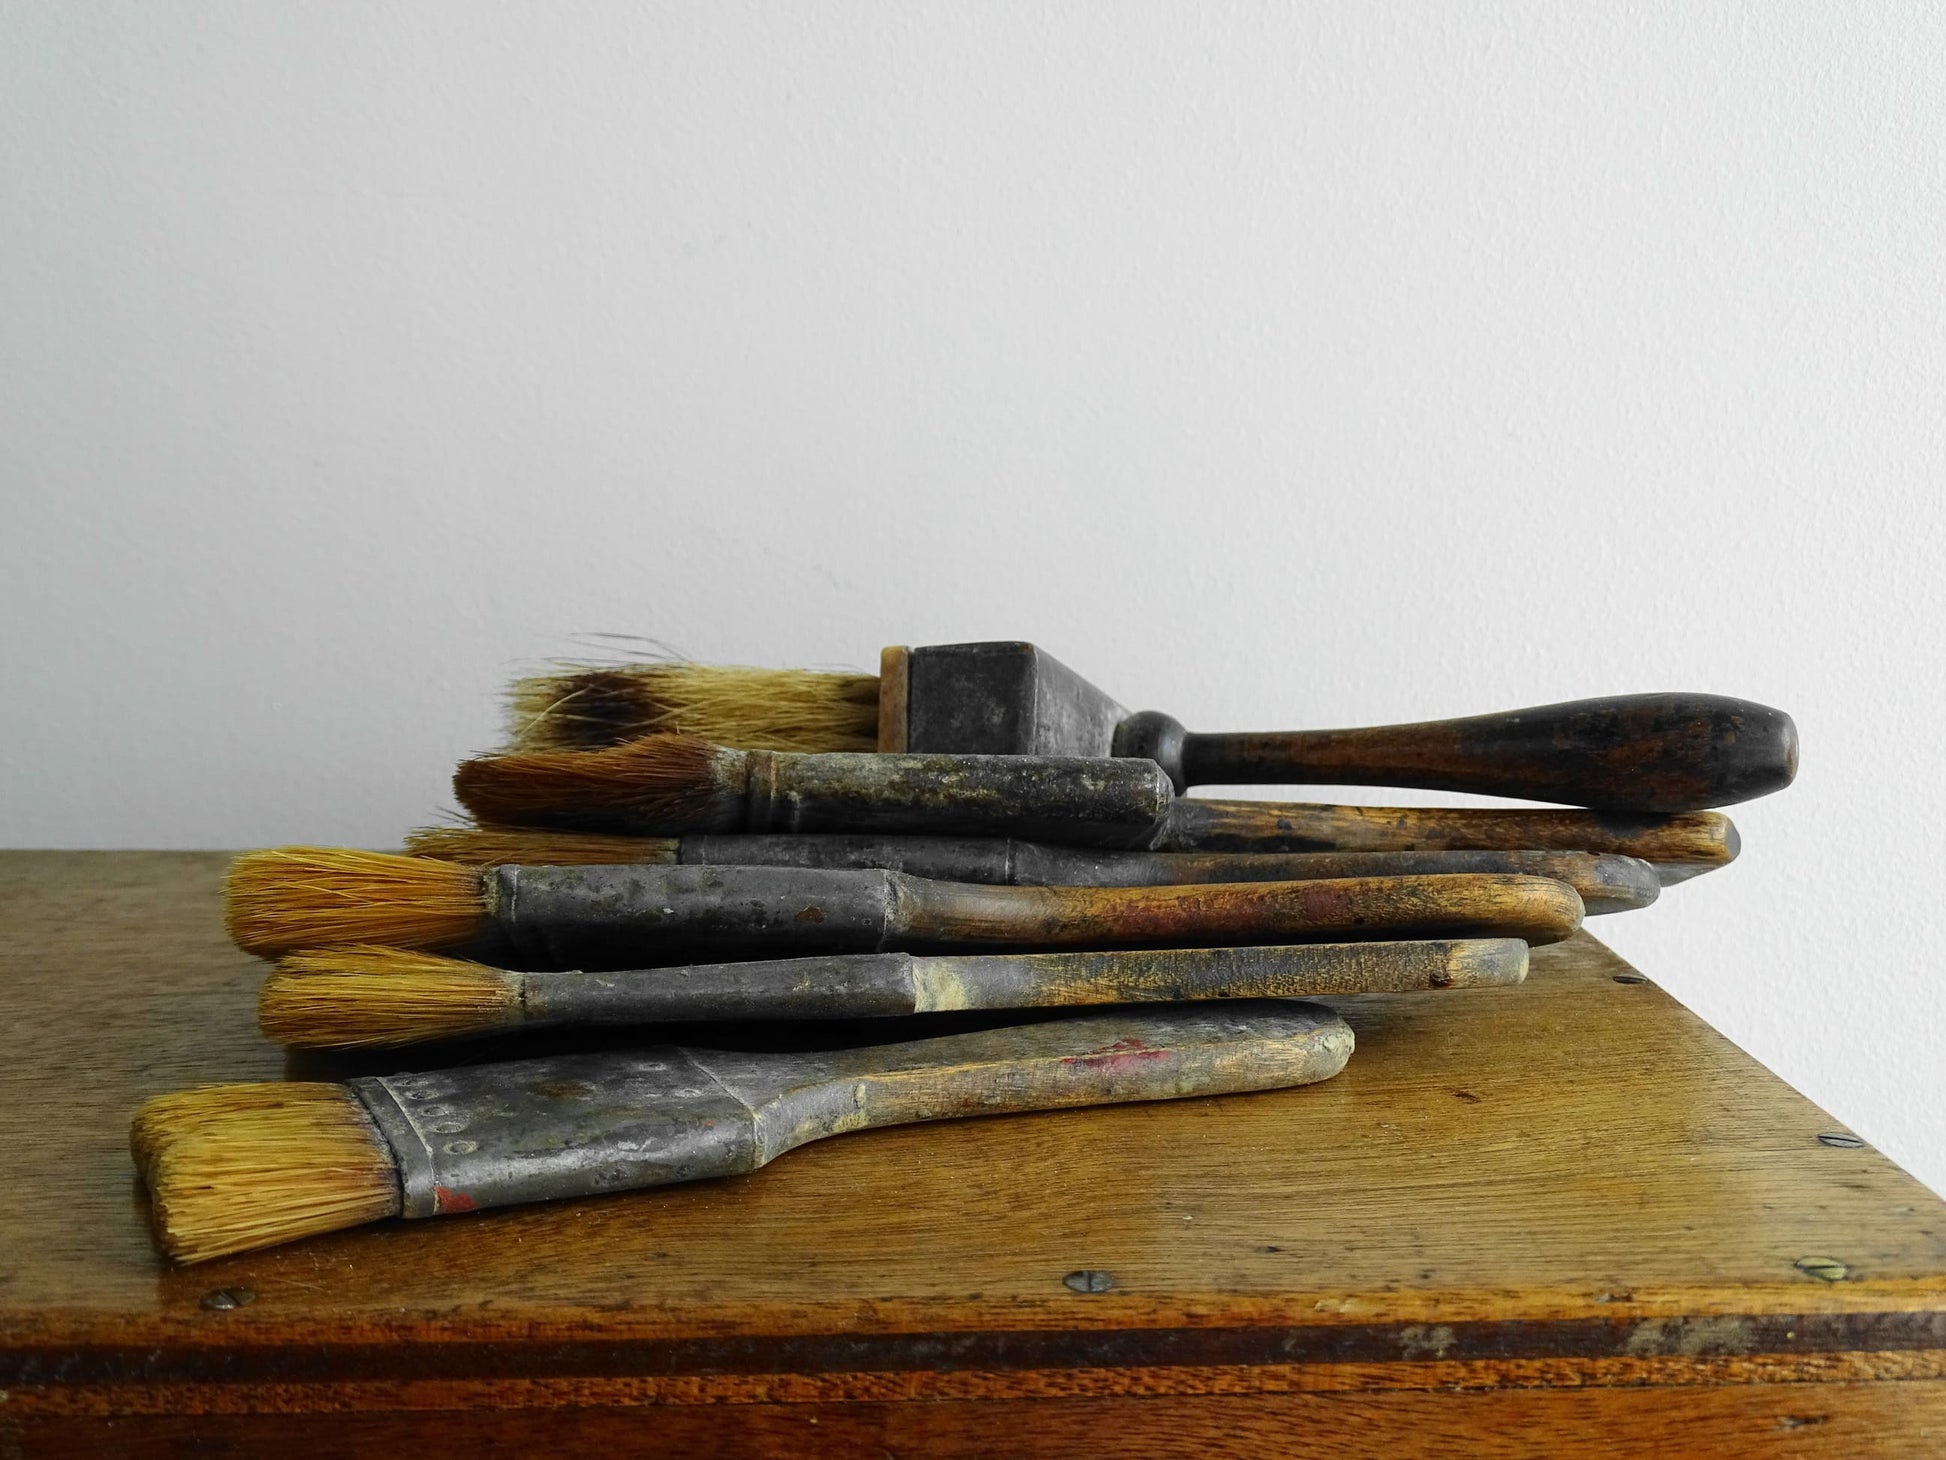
487,864 -> 1582,965
349,1002 -> 1352,1217
516,938 -> 1527,1026
889,872 -> 1583,948
1115,694 -> 1797,811
680,836 -> 1655,913
1155,799 -> 1739,873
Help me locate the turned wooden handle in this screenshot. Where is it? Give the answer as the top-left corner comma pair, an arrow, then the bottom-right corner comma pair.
892,871 -> 1584,948
1114,694 -> 1796,811
1158,799 -> 1739,873
765,1001 -> 1354,1146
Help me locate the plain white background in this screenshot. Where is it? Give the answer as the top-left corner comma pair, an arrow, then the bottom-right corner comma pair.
4,4 -> 1943,1194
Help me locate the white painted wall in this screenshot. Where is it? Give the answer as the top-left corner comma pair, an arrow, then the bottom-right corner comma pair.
5,4 -> 1943,1193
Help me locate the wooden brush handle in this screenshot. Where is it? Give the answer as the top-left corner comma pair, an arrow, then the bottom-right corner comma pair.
683,837 -> 1654,913
520,937 -> 1528,1026
1011,846 -> 1654,915
889,871 -> 1583,948
1156,799 -> 1738,873
725,1001 -> 1355,1157
1114,694 -> 1797,811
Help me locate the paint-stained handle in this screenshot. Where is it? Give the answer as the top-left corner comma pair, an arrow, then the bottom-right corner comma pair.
890,871 -> 1584,948
513,937 -> 1527,1029
1115,695 -> 1797,811
729,1001 -> 1354,1159
1016,846 -> 1656,915
912,937 -> 1527,1012
1156,799 -> 1739,877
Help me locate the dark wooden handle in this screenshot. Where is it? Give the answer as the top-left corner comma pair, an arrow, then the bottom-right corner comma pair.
1158,799 -> 1739,871
1114,694 -> 1796,811
892,871 -> 1584,948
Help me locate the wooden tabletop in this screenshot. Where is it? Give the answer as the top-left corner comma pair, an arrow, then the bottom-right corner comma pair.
2,851 -> 1942,1457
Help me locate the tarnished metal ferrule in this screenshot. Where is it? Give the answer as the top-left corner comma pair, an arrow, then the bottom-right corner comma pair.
485,863 -> 902,966
522,953 -> 923,1025
739,750 -> 1172,843
347,1052 -> 761,1220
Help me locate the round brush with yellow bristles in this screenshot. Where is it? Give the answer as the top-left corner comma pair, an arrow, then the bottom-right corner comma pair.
258,937 -> 1531,1049
135,1002 -> 1355,1263
224,847 -> 1584,966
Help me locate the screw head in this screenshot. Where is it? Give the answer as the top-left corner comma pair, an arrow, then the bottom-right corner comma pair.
1795,1256 -> 1849,1282
1817,1132 -> 1865,1149
1612,974 -> 1647,985
1063,1269 -> 1115,1294
200,1287 -> 256,1311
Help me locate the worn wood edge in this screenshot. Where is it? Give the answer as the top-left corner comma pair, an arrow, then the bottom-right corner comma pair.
876,646 -> 908,753
7,1350 -> 1946,1416
16,1384 -> 1946,1460
7,1300 -> 1946,1392
9,1277 -> 1946,1356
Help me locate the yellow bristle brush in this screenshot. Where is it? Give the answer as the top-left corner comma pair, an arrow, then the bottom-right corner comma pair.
258,938 -> 1530,1050
134,1003 -> 1356,1263
224,846 -> 1585,965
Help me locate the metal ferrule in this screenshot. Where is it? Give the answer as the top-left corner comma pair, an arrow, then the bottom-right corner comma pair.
485,862 -> 901,967
520,953 -> 923,1024
682,834 -> 1023,885
737,750 -> 1172,844
347,1051 -> 760,1220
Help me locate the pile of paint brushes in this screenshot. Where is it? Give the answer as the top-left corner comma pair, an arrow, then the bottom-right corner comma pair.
132,642 -> 1797,1265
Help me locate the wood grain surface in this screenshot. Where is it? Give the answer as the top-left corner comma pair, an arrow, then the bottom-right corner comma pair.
2,852 -> 1942,1457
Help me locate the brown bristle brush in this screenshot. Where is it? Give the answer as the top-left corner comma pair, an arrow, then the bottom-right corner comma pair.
503,643 -> 1796,812
450,734 -> 1745,878
224,847 -> 1584,965
134,1002 -> 1355,1262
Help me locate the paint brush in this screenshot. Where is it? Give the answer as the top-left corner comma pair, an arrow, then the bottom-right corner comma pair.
223,848 -> 1584,964
405,824 -> 1659,914
134,1001 -> 1354,1263
259,937 -> 1528,1048
508,643 -> 1796,810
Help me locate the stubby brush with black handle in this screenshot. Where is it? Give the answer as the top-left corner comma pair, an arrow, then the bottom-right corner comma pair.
509,641 -> 1796,810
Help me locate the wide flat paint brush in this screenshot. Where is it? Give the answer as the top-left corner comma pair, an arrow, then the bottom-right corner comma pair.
224,847 -> 1584,965
406,823 -> 1659,914
509,642 -> 1796,811
260,937 -> 1528,1048
134,1001 -> 1353,1262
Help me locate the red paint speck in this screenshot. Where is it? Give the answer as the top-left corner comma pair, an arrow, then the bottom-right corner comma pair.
1061,1037 -> 1171,1073
434,1185 -> 478,1213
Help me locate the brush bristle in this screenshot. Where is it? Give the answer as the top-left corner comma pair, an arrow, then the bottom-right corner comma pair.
261,947 -> 523,1048
505,662 -> 879,753
131,1083 -> 400,1264
453,733 -> 736,834
224,847 -> 487,958
404,822 -> 680,867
